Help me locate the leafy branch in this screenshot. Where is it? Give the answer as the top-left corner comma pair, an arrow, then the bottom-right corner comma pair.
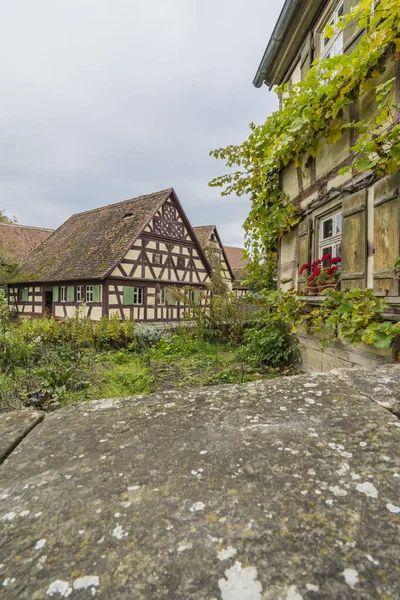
209,0 -> 400,269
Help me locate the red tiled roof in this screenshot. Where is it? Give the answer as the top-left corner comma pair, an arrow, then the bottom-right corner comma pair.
0,223 -> 53,266
11,189 -> 173,283
223,246 -> 249,281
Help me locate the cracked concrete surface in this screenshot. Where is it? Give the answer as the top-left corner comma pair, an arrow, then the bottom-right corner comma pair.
0,367 -> 399,599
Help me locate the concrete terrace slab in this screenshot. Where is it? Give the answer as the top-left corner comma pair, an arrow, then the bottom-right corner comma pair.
0,410 -> 44,464
0,373 -> 400,599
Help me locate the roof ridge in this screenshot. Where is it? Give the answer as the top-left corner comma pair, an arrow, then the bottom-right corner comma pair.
194,225 -> 216,229
0,223 -> 54,232
70,188 -> 173,218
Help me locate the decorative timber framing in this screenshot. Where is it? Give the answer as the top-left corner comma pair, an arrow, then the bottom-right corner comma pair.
7,189 -> 214,323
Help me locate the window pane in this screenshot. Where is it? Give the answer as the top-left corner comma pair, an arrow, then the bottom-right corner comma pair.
322,218 -> 333,239
321,247 -> 333,264
335,212 -> 342,235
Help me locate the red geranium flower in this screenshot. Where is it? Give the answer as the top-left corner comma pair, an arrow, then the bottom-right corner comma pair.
308,274 -> 315,283
312,260 -> 321,267
299,263 -> 309,275
321,253 -> 332,263
326,267 -> 334,276
331,257 -> 341,264
312,267 -> 321,277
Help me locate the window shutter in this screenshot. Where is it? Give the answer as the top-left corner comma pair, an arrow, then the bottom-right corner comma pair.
300,33 -> 313,81
22,288 -> 29,302
193,290 -> 201,306
53,286 -> 59,302
341,190 -> 367,290
93,285 -> 101,303
373,174 -> 400,297
67,286 -> 75,302
343,0 -> 360,49
123,286 -> 134,305
166,289 -> 177,306
297,218 -> 311,294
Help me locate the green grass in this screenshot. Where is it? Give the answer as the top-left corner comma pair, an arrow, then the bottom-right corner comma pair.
0,331 -> 292,412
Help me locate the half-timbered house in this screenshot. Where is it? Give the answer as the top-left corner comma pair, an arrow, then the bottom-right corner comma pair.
193,226 -> 234,288
223,246 -> 249,297
8,189 -> 212,322
253,0 -> 400,369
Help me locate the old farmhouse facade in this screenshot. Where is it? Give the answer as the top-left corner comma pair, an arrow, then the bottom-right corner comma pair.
8,189 -> 215,322
254,0 -> 400,369
193,226 -> 235,288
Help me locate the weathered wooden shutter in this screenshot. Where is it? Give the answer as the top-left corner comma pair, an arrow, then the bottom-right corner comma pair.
93,285 -> 101,303
123,286 -> 134,306
343,0 -> 360,49
193,290 -> 201,306
373,174 -> 400,297
67,286 -> 75,302
297,218 -> 310,294
22,288 -> 29,302
166,289 -> 178,306
300,33 -> 313,81
53,286 -> 59,302
341,190 -> 367,290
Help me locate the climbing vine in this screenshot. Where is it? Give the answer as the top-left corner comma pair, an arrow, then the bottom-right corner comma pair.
257,287 -> 400,349
209,0 -> 400,268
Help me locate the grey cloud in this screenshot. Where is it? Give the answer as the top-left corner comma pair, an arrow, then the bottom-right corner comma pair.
1,0 -> 283,246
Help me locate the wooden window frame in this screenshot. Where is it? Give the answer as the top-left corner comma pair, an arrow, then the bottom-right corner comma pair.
86,285 -> 94,303
76,285 -> 84,302
156,287 -> 166,305
318,1 -> 344,60
133,287 -> 143,306
318,209 -> 342,261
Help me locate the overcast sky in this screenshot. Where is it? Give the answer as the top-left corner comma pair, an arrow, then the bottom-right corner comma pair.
1,0 -> 283,247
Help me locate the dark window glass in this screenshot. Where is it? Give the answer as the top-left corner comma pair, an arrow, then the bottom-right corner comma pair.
323,218 -> 333,239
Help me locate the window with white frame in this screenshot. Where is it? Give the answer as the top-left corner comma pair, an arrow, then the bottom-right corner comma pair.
86,285 -> 93,303
133,287 -> 143,305
76,285 -> 84,302
318,209 -> 342,263
156,287 -> 165,305
61,286 -> 67,302
319,2 -> 344,60
153,253 -> 162,265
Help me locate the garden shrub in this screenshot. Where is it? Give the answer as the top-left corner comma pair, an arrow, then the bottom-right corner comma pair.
171,276 -> 250,344
131,324 -> 170,353
240,319 -> 299,368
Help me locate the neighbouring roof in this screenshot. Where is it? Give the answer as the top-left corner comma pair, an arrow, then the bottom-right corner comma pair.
223,246 -> 249,281
193,226 -> 215,248
0,223 -> 53,266
10,189 -> 176,284
253,0 -> 325,88
194,226 -> 235,281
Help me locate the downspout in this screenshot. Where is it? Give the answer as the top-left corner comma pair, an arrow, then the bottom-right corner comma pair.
253,0 -> 301,89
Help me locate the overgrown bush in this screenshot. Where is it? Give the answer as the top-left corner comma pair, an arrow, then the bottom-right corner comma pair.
170,276 -> 250,344
131,324 -> 170,353
240,319 -> 299,368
